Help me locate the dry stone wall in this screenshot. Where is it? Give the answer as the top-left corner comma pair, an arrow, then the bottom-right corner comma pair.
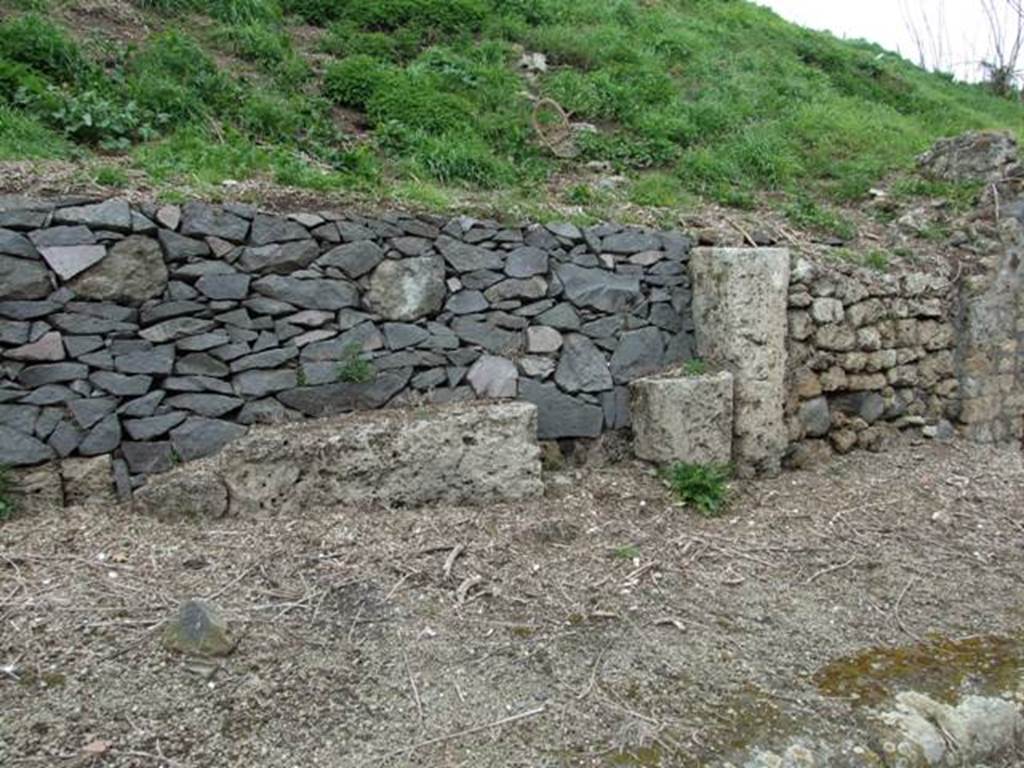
0,196 -> 695,496
785,258 -> 961,466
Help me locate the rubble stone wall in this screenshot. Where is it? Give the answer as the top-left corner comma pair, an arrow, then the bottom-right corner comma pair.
0,196 -> 695,499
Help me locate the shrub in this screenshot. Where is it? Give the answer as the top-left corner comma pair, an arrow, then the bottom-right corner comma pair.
661,462 -> 731,517
43,88 -> 164,150
367,72 -> 474,134
0,14 -> 86,82
0,58 -> 52,105
323,55 -> 392,109
336,343 -> 374,383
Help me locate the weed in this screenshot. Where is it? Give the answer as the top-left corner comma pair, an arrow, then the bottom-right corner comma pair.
323,55 -> 393,109
95,166 -> 129,186
0,466 -> 14,522
784,196 -> 856,240
336,343 -> 374,383
681,359 -> 707,377
863,250 -> 890,271
661,463 -> 731,517
0,14 -> 86,82
613,545 -> 640,560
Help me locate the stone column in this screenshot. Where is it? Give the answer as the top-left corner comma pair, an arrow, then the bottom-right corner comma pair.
690,248 -> 790,475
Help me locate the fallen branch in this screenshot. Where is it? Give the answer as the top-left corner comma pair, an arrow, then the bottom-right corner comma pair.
804,557 -> 857,585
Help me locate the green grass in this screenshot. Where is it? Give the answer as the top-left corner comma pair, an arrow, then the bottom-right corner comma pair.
336,343 -> 375,383
681,358 -> 707,377
0,0 -> 1020,212
661,462 -> 731,517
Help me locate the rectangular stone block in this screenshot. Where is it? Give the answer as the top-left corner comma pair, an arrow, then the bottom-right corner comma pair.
630,371 -> 733,465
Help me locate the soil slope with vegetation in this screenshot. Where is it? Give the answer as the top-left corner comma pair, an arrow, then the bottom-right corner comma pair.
0,0 -> 1021,229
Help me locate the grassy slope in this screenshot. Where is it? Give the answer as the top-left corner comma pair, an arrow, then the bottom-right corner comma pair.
0,0 -> 1021,225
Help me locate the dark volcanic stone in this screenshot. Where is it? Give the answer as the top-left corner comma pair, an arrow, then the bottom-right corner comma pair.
170,417 -> 247,461
518,379 -> 603,439
276,368 -> 411,417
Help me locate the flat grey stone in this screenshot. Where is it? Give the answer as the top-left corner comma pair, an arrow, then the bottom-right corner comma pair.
519,379 -> 603,439
237,398 -> 293,425
69,397 -> 118,429
114,345 -> 175,375
649,303 -> 684,333
609,327 -> 665,383
157,230 -> 210,261
166,394 -> 244,418
6,331 -> 64,361
180,203 -> 249,242
140,317 -> 215,343
249,214 -> 310,245
0,228 -> 39,258
557,264 -> 642,313
176,353 -> 229,377
799,397 -> 831,438
445,290 -> 489,315
170,417 -> 247,461
526,326 -> 562,354
460,270 -> 504,290
215,308 -> 255,329
64,335 -> 104,357
29,225 -> 96,248
164,376 -> 234,395
0,255 -> 52,299
196,274 -> 251,300
484,277 -> 548,303
536,303 -> 581,330
0,424 -> 53,465
436,236 -> 503,272
253,275 -> 359,310
0,404 -> 38,433
118,390 -> 165,418
554,335 -> 612,393
122,441 -> 174,475
20,384 -> 75,405
602,230 -> 661,254
0,319 -> 29,345
141,301 -> 207,326
17,362 -> 88,387
518,355 -> 555,380
581,316 -> 623,339
49,312 -> 136,335
411,368 -> 447,390
283,310 -> 333,328
54,198 -> 132,232
244,297 -> 295,316
365,257 -> 445,321
0,300 -> 60,320
336,221 -> 376,241
382,323 -> 429,350
450,318 -> 522,355
90,371 -> 153,397
390,236 -> 431,256
301,323 -> 383,362
505,246 -> 548,278
232,369 -> 298,398
162,599 -> 235,656
78,413 -> 121,456
39,245 -> 107,281
48,420 -> 83,457
210,342 -> 250,362
239,240 -> 319,274
230,347 -> 298,373
124,411 -> 188,441
546,222 -> 583,241
276,368 -> 411,417
317,241 -> 385,278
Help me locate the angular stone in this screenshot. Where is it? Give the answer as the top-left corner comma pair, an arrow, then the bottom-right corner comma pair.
163,394 -> 243,418
467,355 -> 518,398
176,333 -> 231,353
0,404 -> 38,433
284,310 -> 333,328
557,264 -> 642,313
6,331 -> 64,361
237,398 -> 293,426
460,270 -> 504,290
831,391 -> 886,424
0,228 -> 39,258
114,345 -> 175,375
436,236 -> 504,272
249,214 -> 310,245
170,417 -> 247,461
505,246 -> 548,278
158,230 -> 210,261
63,335 -> 103,357
519,379 -> 603,439
0,424 -> 53,465
0,319 -> 29,345
48,420 -> 83,457
526,325 -> 562,354
175,352 -> 230,378
49,312 -> 136,335
29,225 -> 96,248
54,199 -> 132,232
196,274 -> 251,300
39,245 -> 107,281
140,301 -> 206,326
122,441 -> 175,475
239,240 -> 319,274
68,397 -> 118,429
165,376 -> 235,395
277,369 -> 410,417
78,413 -> 121,456
244,296 -> 295,316
365,257 -> 445,321
450,318 -> 522,355
0,300 -> 60,320
445,290 -> 489,315
20,385 -> 76,405
610,327 -> 665,384
603,231 -> 661,254
140,317 -> 215,343
230,347 -> 298,373
17,362 -> 88,387
631,372 -> 734,465
180,203 -> 250,242
601,386 -> 632,430
162,599 -> 235,657
484,276 -> 548,303
555,335 -> 612,393
124,411 -> 187,441
518,356 -> 555,380
411,368 -> 446,390
232,369 -> 298,398
118,391 -> 165,418
799,397 -> 832,438
90,371 -> 153,397
382,323 -> 429,351
253,275 -> 359,310
0,255 -> 51,299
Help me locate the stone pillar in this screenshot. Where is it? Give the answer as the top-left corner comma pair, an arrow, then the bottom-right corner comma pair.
690,248 -> 790,475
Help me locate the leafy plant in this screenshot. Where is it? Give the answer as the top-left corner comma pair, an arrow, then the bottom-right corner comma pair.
38,88 -> 166,150
681,358 -> 707,377
661,463 -> 731,517
336,343 -> 374,383
0,14 -> 86,82
612,544 -> 640,560
323,55 -> 393,109
0,466 -> 14,522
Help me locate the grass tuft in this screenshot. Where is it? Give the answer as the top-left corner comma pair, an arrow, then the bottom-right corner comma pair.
661,463 -> 731,518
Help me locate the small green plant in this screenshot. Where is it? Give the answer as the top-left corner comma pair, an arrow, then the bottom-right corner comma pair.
94,166 -> 128,186
661,463 -> 731,517
0,466 -> 14,522
323,55 -> 392,109
613,544 -> 640,560
336,343 -> 374,383
863,249 -> 890,271
681,358 -> 707,377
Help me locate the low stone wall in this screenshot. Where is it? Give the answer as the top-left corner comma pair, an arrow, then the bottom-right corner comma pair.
785,258 -> 959,464
0,196 -> 695,496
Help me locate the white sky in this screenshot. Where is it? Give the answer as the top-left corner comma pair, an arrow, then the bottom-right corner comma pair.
757,0 -> 1018,82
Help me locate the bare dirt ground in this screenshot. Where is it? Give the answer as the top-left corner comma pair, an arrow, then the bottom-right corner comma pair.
2,437 -> 1024,767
